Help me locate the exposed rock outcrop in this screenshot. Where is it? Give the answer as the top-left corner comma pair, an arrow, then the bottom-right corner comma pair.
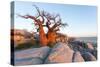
14,41 -> 97,65
45,42 -> 74,63
87,42 -> 94,50
72,51 -> 84,62
15,46 -> 50,65
11,29 -> 35,47
81,52 -> 96,61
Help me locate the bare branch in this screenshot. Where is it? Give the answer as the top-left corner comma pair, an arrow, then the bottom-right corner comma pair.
61,23 -> 68,27
51,22 -> 61,30
54,28 -> 60,32
33,5 -> 44,23
33,5 -> 41,18
17,14 -> 29,19
46,21 -> 51,29
17,14 -> 38,22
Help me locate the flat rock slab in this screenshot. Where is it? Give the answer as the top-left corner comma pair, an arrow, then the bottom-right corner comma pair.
45,42 -> 74,63
15,46 -> 50,65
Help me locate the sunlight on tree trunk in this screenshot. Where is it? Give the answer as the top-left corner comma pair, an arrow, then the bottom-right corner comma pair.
39,25 -> 48,46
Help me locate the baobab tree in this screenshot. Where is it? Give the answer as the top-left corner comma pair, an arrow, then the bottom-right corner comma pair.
18,5 -> 68,47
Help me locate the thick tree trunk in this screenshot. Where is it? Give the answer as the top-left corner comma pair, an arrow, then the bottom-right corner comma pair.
39,25 -> 48,46
47,31 -> 56,43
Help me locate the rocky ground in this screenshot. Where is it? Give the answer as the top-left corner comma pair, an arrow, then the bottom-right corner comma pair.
14,41 -> 97,66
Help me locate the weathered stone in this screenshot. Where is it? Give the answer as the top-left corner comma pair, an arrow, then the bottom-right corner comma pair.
72,51 -> 84,62
15,46 -> 50,65
81,52 -> 96,61
87,42 -> 94,50
45,42 -> 74,63
69,41 -> 84,51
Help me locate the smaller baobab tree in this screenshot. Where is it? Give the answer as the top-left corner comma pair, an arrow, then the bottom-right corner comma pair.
18,5 -> 68,47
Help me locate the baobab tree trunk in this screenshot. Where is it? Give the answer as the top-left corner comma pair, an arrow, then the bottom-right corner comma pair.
39,24 -> 48,46
47,31 -> 57,46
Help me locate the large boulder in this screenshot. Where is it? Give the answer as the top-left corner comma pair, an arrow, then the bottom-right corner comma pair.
15,46 -> 50,65
81,52 -> 96,61
80,48 -> 97,59
44,42 -> 74,63
87,42 -> 94,50
69,41 -> 84,51
72,51 -> 84,62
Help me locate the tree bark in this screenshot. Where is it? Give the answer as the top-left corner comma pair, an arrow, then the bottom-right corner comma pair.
39,24 -> 48,46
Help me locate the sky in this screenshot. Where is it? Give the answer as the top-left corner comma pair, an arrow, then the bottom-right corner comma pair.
13,1 -> 97,37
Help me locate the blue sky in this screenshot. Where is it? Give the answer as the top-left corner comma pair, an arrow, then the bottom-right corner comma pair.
13,1 -> 97,37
